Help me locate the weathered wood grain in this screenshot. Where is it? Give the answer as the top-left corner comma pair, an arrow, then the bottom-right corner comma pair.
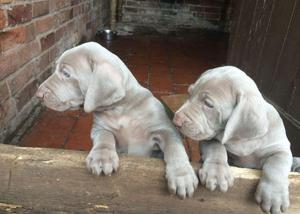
0,144 -> 299,213
227,0 -> 300,156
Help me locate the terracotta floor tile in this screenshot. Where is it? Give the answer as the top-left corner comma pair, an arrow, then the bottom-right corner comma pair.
130,65 -> 149,85
149,58 -> 169,66
21,109 -> 77,148
173,84 -> 189,94
126,55 -> 149,66
153,92 -> 173,100
150,73 -> 173,93
150,64 -> 170,75
173,69 -> 199,84
64,110 -> 82,118
64,113 -> 93,151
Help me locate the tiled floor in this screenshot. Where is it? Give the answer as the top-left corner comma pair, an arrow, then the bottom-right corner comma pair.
20,29 -> 228,160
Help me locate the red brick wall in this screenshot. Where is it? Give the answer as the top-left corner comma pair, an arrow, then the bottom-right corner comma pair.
120,0 -> 228,31
0,0 -> 111,144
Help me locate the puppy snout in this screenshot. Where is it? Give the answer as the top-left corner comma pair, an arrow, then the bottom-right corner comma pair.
36,86 -> 50,99
173,113 -> 185,127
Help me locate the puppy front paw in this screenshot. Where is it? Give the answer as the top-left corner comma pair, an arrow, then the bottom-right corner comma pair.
255,179 -> 289,214
166,162 -> 199,199
86,148 -> 119,176
199,162 -> 234,192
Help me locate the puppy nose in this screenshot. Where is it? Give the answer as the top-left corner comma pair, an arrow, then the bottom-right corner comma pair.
36,90 -> 44,99
173,113 -> 184,127
36,86 -> 49,99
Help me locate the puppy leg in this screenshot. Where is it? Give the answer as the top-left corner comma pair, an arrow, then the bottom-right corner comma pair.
156,129 -> 198,199
199,140 -> 234,192
86,129 -> 119,176
292,157 -> 300,172
255,151 -> 292,214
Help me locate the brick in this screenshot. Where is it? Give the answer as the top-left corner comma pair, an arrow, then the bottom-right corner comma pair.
0,51 -> 18,81
204,12 -> 221,21
35,16 -> 54,34
186,0 -> 201,4
126,1 -> 139,7
37,67 -> 52,84
0,98 -> 17,129
64,20 -> 75,36
55,25 -> 66,41
86,21 -> 92,30
0,0 -> 13,3
50,0 -> 71,12
40,32 -> 55,51
71,0 -> 80,6
205,7 -> 221,13
201,0 -> 225,7
123,7 -> 138,13
0,9 -> 6,30
0,0 -> 13,4
49,44 -> 59,62
72,5 -> 82,17
15,79 -> 38,111
0,23 -> 35,52
57,8 -> 73,24
7,60 -> 36,96
33,0 -> 49,18
17,40 -> 41,69
189,5 -> 205,12
0,82 -> 9,103
8,4 -> 32,26
38,51 -> 50,72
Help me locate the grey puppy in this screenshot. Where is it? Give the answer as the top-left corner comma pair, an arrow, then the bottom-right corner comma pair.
173,66 -> 293,213
36,42 -> 198,198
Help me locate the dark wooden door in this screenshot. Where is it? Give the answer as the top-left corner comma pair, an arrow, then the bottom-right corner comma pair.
227,0 -> 300,155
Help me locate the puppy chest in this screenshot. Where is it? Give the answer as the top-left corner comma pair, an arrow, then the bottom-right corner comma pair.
111,116 -> 152,148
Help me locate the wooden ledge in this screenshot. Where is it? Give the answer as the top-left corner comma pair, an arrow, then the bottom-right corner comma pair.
0,144 -> 299,213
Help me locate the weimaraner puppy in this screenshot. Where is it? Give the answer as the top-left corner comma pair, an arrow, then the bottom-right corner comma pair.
36,42 -> 198,198
173,66 -> 293,213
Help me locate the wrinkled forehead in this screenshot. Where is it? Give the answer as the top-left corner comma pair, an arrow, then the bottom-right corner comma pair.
55,47 -> 90,71
192,73 -> 235,103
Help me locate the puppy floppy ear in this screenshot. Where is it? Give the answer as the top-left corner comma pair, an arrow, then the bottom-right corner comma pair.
222,93 -> 269,144
84,62 -> 125,113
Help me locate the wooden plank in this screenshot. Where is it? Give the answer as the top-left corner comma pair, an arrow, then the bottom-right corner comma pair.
228,0 -> 257,68
0,144 -> 299,213
255,0 -> 296,92
226,0 -> 300,157
284,117 -> 300,156
240,0 -> 274,81
287,69 -> 300,122
269,1 -> 300,113
227,0 -> 245,64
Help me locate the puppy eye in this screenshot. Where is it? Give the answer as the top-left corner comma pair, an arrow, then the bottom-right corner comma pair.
204,99 -> 214,108
61,69 -> 71,78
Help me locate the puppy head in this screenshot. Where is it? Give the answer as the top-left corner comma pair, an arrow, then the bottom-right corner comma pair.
173,66 -> 268,143
36,42 -> 126,113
